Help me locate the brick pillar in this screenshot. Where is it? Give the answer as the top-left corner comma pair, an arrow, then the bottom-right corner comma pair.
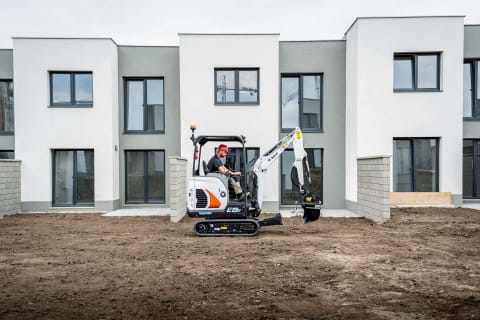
169,157 -> 188,223
357,156 -> 391,223
0,160 -> 21,218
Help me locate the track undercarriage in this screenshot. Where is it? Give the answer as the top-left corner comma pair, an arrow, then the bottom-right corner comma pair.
193,213 -> 284,237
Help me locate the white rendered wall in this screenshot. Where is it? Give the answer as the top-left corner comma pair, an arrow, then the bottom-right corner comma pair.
345,17 -> 465,203
179,34 -> 280,205
13,38 -> 119,206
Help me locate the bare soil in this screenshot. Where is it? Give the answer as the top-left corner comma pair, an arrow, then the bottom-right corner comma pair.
0,207 -> 479,320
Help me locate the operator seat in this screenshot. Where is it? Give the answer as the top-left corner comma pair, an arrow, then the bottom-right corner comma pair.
202,160 -> 209,176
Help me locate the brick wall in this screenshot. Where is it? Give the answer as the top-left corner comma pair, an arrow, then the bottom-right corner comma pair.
357,156 -> 391,223
169,157 -> 187,222
0,160 -> 21,217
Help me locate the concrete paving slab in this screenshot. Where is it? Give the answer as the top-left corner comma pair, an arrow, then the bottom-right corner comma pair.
279,208 -> 360,218
103,208 -> 172,217
462,203 -> 480,211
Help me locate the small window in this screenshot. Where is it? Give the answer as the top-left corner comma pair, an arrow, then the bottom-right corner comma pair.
215,68 -> 259,105
125,78 -> 164,132
50,72 -> 93,107
464,59 -> 480,119
0,80 -> 14,134
394,53 -> 440,91
281,74 -> 322,131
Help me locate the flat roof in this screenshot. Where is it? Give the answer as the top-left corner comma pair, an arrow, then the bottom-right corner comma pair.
178,33 -> 280,36
344,15 -> 466,35
12,37 -> 118,46
280,39 -> 345,43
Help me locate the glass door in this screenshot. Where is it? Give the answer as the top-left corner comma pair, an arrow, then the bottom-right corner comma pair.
463,139 -> 480,198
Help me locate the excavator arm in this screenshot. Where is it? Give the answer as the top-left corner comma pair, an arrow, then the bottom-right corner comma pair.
252,128 -> 321,223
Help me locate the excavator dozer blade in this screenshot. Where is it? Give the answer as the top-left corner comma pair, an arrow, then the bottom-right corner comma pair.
303,206 -> 321,223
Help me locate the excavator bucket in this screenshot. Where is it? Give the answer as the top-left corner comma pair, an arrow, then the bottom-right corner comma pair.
303,206 -> 321,223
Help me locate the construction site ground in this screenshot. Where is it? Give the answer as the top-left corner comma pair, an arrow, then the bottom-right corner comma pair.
0,207 -> 479,320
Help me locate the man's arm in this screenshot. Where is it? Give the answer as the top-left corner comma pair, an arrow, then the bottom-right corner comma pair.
218,165 -> 241,176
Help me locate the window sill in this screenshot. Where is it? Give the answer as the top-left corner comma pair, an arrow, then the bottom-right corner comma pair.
51,204 -> 95,208
463,117 -> 480,121
49,104 -> 93,108
125,201 -> 166,205
0,132 -> 14,136
123,130 -> 165,134
393,89 -> 442,93
214,103 -> 260,106
280,129 -> 324,133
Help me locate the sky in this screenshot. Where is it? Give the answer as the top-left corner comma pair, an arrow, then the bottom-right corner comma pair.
0,0 -> 479,48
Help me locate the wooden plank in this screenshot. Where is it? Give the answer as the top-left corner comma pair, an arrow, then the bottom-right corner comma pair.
390,192 -> 452,206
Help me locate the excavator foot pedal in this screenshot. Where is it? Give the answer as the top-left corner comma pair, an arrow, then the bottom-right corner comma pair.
259,213 -> 283,227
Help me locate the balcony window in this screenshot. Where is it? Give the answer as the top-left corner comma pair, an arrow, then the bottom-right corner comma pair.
125,78 -> 164,132
281,74 -> 322,131
464,60 -> 480,119
0,80 -> 13,133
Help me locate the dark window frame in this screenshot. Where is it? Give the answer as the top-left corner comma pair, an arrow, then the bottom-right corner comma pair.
393,53 -> 441,92
0,79 -> 14,135
462,139 -> 480,199
214,68 -> 260,105
280,73 -> 323,132
124,77 -> 165,134
52,149 -> 95,207
280,148 -> 324,205
125,150 -> 166,204
393,138 -> 440,192
463,59 -> 480,120
49,71 -> 93,107
0,150 -> 14,159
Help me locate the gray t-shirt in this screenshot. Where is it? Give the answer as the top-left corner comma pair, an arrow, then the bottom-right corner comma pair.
207,155 -> 223,173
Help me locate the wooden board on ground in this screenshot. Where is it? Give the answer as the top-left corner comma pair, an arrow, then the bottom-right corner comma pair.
390,192 -> 452,206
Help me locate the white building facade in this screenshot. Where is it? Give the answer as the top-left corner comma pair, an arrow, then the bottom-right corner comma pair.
0,16 -> 478,217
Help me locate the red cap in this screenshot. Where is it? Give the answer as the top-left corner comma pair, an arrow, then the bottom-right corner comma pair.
218,144 -> 228,152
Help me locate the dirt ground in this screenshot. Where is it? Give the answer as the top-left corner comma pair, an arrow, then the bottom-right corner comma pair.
0,208 -> 479,320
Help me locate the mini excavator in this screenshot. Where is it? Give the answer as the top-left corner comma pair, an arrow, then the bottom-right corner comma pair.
187,125 -> 321,236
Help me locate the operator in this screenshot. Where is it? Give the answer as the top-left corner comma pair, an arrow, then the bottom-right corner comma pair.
207,144 -> 245,201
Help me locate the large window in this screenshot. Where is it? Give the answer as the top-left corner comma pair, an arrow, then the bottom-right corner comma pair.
0,150 -> 14,159
281,74 -> 322,131
0,80 -> 14,134
126,150 -> 165,203
464,60 -> 480,118
215,68 -> 259,105
281,148 -> 323,205
462,139 -> 480,198
393,138 -> 439,192
125,78 -> 164,132
50,72 -> 93,107
393,53 -> 440,91
53,150 -> 94,206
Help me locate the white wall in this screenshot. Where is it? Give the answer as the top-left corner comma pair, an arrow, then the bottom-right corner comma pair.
346,17 -> 465,202
179,34 -> 280,204
13,38 -> 119,206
